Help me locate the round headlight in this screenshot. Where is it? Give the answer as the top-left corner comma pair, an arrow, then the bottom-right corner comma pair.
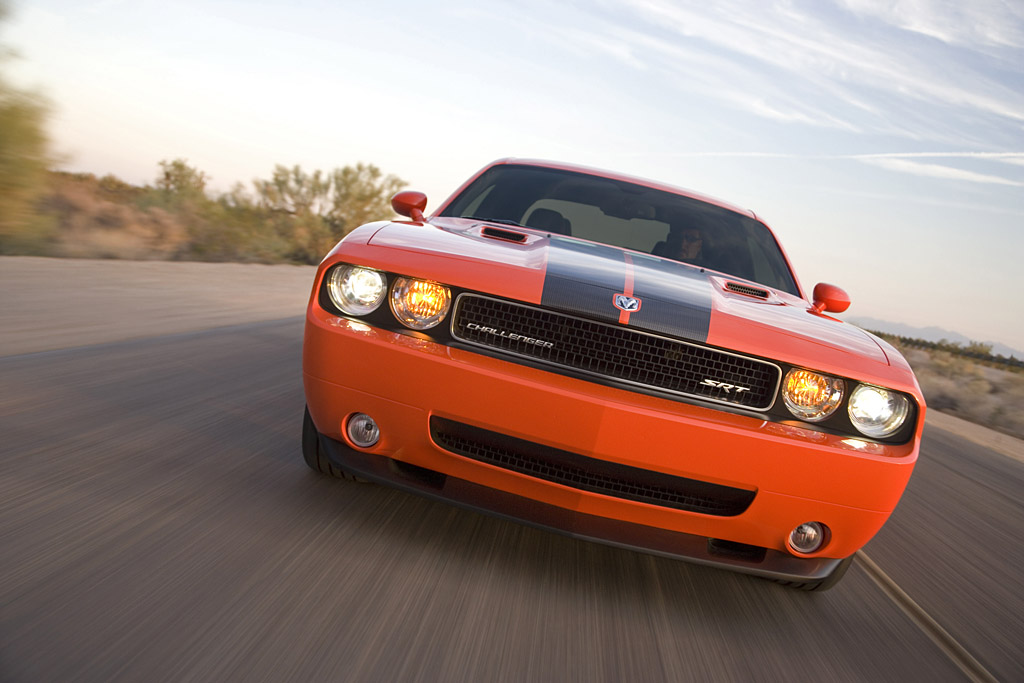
782,369 -> 844,422
327,265 -> 386,316
848,384 -> 909,438
390,277 -> 451,330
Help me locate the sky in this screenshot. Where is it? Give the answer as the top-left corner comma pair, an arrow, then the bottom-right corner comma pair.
4,0 -> 1024,352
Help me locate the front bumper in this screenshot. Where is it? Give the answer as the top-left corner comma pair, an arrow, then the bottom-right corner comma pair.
304,307 -> 918,577
316,431 -> 846,583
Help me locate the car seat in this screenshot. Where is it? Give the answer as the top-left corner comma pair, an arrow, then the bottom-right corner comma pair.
524,208 -> 572,235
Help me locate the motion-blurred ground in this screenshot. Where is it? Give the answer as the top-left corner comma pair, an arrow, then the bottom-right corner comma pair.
0,256 -> 314,355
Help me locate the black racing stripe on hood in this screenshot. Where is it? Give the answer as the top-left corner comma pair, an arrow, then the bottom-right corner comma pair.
541,237 -> 630,324
626,254 -> 712,343
540,238 -> 712,343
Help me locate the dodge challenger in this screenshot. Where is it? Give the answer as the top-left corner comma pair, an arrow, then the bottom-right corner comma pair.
301,159 -> 924,590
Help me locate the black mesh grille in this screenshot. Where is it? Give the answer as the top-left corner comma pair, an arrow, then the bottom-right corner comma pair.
725,282 -> 770,299
430,418 -> 755,516
452,295 -> 779,409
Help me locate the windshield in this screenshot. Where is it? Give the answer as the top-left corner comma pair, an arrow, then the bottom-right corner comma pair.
440,164 -> 799,295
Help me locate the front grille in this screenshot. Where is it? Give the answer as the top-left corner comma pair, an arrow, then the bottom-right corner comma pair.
452,294 -> 779,409
430,418 -> 755,516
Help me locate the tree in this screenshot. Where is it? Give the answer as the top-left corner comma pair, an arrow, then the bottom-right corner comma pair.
156,158 -> 209,199
965,341 -> 993,356
0,1 -> 52,252
328,162 -> 406,237
254,165 -> 332,217
253,161 -> 406,262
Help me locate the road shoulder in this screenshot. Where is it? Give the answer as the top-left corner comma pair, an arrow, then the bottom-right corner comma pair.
926,410 -> 1023,464
1,256 -> 316,356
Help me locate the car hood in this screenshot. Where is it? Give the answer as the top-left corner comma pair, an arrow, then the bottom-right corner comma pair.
355,220 -> 891,377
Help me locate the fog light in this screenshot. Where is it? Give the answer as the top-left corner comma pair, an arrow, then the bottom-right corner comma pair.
789,522 -> 826,554
346,413 -> 380,448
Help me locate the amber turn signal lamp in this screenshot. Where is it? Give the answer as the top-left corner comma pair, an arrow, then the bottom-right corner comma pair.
782,368 -> 844,421
390,277 -> 451,330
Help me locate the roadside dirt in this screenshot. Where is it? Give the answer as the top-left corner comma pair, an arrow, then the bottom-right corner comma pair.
925,410 -> 1023,465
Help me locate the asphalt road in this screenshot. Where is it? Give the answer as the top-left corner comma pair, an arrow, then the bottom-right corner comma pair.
2,318 -> 1021,682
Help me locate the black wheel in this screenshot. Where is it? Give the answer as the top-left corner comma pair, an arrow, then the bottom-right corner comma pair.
776,555 -> 854,592
302,406 -> 359,481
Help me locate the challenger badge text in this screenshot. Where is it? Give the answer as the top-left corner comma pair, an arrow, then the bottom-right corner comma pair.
466,322 -> 555,349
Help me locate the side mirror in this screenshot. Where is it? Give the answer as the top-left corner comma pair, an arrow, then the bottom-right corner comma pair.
391,190 -> 428,222
811,282 -> 851,314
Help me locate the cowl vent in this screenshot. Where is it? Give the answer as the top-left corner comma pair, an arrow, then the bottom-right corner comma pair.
480,226 -> 528,243
725,282 -> 770,299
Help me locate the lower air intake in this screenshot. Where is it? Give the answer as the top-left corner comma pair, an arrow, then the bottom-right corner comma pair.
430,417 -> 755,517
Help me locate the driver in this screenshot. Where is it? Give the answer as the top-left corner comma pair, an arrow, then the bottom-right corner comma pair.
665,226 -> 704,265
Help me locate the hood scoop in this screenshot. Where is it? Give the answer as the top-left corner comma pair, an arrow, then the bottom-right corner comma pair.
480,225 -> 528,243
725,281 -> 770,300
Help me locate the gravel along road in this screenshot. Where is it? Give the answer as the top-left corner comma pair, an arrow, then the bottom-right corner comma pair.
1,258 -> 1020,682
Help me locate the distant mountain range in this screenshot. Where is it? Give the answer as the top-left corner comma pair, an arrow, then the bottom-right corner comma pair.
847,317 -> 1023,359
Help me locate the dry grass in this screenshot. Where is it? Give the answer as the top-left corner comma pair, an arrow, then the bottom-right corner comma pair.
3,163 -> 406,264
902,347 -> 1024,440
40,173 -> 189,259
11,171 -> 299,263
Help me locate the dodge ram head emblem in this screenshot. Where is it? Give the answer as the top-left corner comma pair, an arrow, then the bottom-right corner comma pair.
613,294 -> 642,312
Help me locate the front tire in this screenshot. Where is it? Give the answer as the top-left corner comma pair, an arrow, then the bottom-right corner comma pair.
302,406 -> 359,481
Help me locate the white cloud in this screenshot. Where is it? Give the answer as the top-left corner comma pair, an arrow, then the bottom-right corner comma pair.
857,156 -> 1024,186
611,0 -> 1024,132
458,0 -> 1023,143
613,150 -> 1024,162
836,0 -> 1024,48
556,26 -> 648,69
996,156 -> 1024,167
611,149 -> 1024,188
853,152 -> 1024,160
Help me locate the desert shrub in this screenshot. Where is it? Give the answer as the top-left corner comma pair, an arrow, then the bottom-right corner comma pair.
904,346 -> 1024,440
0,2 -> 53,254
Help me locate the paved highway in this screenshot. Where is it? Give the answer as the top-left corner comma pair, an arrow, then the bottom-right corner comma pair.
2,318 -> 1021,682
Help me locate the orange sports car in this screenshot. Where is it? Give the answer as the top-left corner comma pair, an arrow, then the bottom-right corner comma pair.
302,159 -> 924,590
